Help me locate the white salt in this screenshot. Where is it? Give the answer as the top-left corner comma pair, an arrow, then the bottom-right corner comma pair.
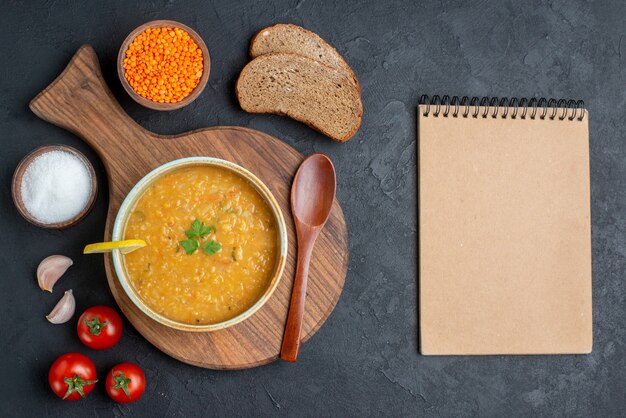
21,150 -> 92,224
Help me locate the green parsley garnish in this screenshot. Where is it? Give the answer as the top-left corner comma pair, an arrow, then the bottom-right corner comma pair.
179,219 -> 220,256
185,219 -> 213,239
202,240 -> 222,256
180,238 -> 199,255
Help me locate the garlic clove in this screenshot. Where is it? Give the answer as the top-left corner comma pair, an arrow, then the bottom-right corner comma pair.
37,255 -> 73,292
46,289 -> 76,324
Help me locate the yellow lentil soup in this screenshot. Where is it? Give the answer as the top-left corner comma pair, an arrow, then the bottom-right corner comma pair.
122,164 -> 280,326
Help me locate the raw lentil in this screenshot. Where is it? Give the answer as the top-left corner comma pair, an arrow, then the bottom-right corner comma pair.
123,27 -> 203,103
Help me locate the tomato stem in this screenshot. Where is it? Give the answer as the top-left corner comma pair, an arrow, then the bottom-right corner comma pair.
84,316 -> 109,335
112,371 -> 132,398
62,374 -> 98,399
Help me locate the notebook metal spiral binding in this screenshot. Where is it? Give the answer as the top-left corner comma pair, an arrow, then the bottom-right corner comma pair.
419,95 -> 586,121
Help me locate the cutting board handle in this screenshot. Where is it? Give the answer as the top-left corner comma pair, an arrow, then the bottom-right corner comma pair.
29,45 -> 152,157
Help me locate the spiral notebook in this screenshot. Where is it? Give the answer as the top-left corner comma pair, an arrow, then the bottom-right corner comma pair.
418,96 -> 592,355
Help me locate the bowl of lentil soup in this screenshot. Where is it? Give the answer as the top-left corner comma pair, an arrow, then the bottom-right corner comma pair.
117,20 -> 210,110
111,157 -> 288,332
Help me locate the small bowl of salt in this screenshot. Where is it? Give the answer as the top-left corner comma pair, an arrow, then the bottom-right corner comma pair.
12,145 -> 97,229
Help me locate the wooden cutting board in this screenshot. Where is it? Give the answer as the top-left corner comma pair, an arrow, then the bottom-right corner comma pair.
29,45 -> 348,369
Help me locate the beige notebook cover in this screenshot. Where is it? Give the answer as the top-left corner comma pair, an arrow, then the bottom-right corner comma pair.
418,98 -> 592,355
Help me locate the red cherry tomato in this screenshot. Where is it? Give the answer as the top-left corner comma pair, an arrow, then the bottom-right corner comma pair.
48,353 -> 97,400
77,306 -> 123,350
106,363 -> 146,403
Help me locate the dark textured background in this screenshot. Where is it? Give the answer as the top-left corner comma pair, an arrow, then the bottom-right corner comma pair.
1,0 -> 624,416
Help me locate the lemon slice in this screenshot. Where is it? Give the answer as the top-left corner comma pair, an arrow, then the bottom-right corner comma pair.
83,239 -> 146,255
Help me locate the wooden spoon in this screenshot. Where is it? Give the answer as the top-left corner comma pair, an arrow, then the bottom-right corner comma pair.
280,153 -> 337,362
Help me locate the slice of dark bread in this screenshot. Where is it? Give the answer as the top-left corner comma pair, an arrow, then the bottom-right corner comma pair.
250,23 -> 359,88
236,53 -> 362,142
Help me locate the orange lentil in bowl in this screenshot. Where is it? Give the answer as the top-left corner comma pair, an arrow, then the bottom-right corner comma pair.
123,27 -> 203,103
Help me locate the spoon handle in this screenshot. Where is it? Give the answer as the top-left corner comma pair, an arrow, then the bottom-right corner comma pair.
280,230 -> 318,362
